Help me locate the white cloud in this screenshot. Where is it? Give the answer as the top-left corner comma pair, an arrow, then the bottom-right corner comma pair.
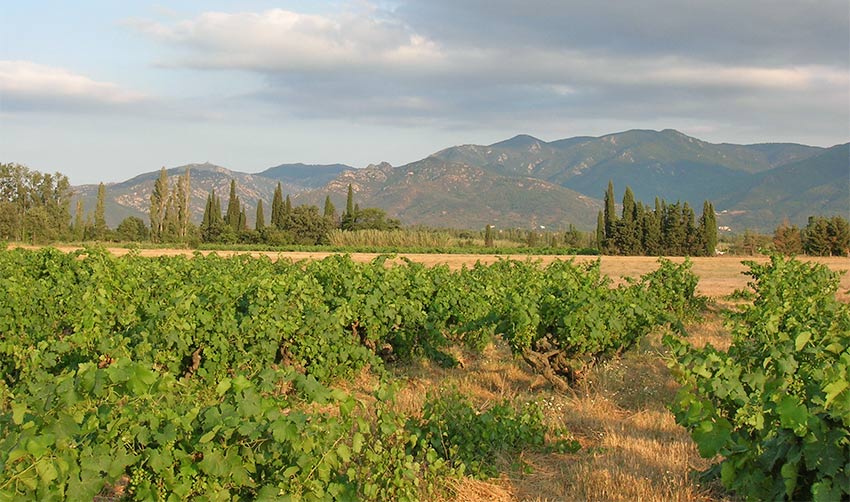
124,3 -> 848,144
133,8 -> 444,73
0,60 -> 147,111
134,8 -> 847,96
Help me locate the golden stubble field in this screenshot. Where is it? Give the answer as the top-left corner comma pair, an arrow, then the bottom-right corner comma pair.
18,246 -> 850,501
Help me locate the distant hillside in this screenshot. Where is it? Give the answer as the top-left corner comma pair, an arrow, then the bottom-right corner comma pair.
716,143 -> 850,230
72,163 -> 300,228
434,129 -> 824,206
69,130 -> 846,233
259,163 -> 353,191
295,158 -> 601,230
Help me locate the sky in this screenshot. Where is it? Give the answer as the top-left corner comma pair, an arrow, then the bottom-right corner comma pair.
1,1 -> 848,185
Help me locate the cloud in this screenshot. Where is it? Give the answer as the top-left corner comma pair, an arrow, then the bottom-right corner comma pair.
132,8 -> 444,73
128,2 -> 848,143
396,0 -> 850,67
0,60 -> 147,112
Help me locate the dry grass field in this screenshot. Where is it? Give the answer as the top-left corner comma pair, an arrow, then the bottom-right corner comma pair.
15,246 -> 850,500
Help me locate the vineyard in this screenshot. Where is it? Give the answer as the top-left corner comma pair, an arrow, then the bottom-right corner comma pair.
0,247 -> 847,500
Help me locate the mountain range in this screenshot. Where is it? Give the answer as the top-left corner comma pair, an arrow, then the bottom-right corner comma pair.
71,129 -> 849,233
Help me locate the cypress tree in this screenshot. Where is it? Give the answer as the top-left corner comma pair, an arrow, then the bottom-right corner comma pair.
826,216 -> 850,256
225,180 -> 240,229
323,195 -> 336,220
642,208 -> 662,256
239,205 -> 247,232
604,180 -> 616,240
201,193 -> 213,231
595,211 -> 605,250
345,184 -> 354,216
341,184 -> 355,230
683,202 -> 698,255
802,217 -> 829,256
632,202 -> 646,255
284,194 -> 292,216
271,183 -> 284,229
663,202 -> 686,255
618,186 -> 640,254
699,201 -> 717,256
622,187 -> 635,223
212,191 -> 222,224
484,224 -> 494,247
256,200 -> 265,231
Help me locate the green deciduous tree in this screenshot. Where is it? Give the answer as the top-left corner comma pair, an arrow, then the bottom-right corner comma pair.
772,218 -> 803,255
0,163 -> 72,242
282,205 -> 332,245
116,216 -> 149,241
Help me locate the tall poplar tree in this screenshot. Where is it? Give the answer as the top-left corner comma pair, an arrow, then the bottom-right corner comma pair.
93,182 -> 107,239
150,167 -> 169,242
73,199 -> 85,241
163,182 -> 180,241
177,168 -> 191,240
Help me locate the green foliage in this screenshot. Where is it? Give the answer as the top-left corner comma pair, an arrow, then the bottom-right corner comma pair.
116,216 -> 149,242
327,229 -> 452,248
0,360 -> 454,501
410,389 -> 579,478
667,256 -> 850,501
0,163 -> 72,243
803,215 -> 850,256
638,258 -> 704,321
599,181 -> 716,256
149,168 -> 169,242
492,258 -> 703,383
0,246 -> 700,498
772,219 -> 803,255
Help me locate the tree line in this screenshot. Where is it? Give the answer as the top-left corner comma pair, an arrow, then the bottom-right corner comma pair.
773,216 -> 850,256
595,181 -> 717,256
195,177 -> 399,245
2,163 -> 847,256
